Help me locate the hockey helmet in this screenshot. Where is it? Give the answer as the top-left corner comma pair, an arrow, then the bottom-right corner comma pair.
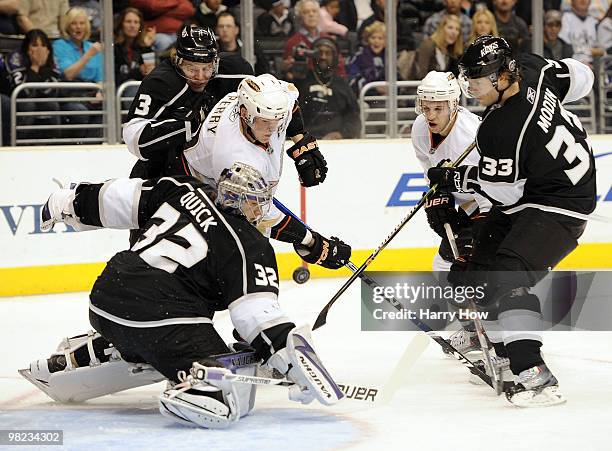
458,35 -> 517,97
237,74 -> 289,125
217,162 -> 273,224
175,25 -> 219,64
416,71 -> 461,115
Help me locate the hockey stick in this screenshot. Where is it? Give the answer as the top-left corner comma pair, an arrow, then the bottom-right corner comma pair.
313,141 -> 477,330
273,197 -> 505,389
444,223 -> 502,395
194,366 -> 380,403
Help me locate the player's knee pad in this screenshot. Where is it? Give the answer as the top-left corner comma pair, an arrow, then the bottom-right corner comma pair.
158,346 -> 260,429
267,325 -> 343,406
20,330 -> 165,403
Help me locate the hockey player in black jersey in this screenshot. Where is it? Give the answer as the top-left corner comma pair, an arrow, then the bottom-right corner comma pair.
20,163 -> 343,428
123,24 -> 254,180
428,36 -> 596,407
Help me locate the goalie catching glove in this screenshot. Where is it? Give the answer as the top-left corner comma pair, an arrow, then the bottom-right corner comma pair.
294,231 -> 351,269
286,133 -> 328,187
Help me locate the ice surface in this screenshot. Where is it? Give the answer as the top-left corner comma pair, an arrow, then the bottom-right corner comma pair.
1,279 -> 611,450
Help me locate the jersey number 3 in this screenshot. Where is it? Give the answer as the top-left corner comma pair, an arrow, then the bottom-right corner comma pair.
134,94 -> 152,116
132,203 -> 208,273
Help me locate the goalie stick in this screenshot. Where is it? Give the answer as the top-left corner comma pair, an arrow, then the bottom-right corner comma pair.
272,197 -> 509,390
313,141 -> 477,330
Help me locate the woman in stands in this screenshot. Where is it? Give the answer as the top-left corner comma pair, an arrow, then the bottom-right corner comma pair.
114,7 -> 156,88
52,7 -> 103,141
467,8 -> 498,45
414,14 -> 463,79
8,29 -> 61,142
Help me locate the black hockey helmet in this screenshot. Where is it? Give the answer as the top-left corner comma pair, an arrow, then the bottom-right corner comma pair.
458,35 -> 516,80
175,24 -> 219,64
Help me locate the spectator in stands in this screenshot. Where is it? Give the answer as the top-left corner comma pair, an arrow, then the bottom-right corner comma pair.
129,0 -> 195,51
336,0 -> 358,32
255,0 -> 294,37
0,53 -> 11,145
560,0 -> 609,20
544,9 -> 574,60
358,0 -> 415,50
194,0 -> 226,31
282,0 -> 347,80
423,0 -> 472,43
53,7 -> 102,138
467,7 -> 498,44
414,14 -> 463,79
294,37 -> 361,139
319,0 -> 349,37
70,0 -> 102,40
53,7 -> 103,82
347,21 -> 386,96
7,29 -> 62,141
16,0 -> 68,39
215,11 -> 269,74
559,0 -> 604,65
599,5 -> 612,51
492,0 -> 530,55
0,0 -> 20,34
114,7 -> 156,88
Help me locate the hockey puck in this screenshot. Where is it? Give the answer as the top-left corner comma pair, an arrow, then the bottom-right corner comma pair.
292,266 -> 310,284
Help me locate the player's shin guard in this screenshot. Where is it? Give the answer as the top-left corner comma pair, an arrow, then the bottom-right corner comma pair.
159,346 -> 260,429
19,331 -> 165,402
267,325 -> 344,406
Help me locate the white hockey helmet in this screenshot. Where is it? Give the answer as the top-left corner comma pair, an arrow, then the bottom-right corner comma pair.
237,74 -> 289,125
217,162 -> 273,224
415,71 -> 461,115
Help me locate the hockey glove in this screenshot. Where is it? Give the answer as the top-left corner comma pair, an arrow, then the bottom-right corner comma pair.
294,231 -> 351,269
286,134 -> 328,187
171,106 -> 203,141
427,164 -> 478,194
423,191 -> 462,238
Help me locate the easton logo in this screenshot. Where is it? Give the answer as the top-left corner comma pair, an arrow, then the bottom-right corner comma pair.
480,42 -> 498,57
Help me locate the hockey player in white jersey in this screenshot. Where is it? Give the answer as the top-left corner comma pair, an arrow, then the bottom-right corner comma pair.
184,73 -> 351,270
412,71 -> 491,356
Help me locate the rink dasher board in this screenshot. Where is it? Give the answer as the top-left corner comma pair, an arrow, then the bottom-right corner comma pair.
0,138 -> 610,296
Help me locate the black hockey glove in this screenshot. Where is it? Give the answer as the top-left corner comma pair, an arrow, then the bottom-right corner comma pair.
423,191 -> 461,238
171,106 -> 203,139
427,164 -> 478,194
286,134 -> 328,187
294,231 -> 351,269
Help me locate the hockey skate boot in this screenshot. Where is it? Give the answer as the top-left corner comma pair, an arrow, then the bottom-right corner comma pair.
469,355 -> 515,390
443,328 -> 482,357
505,364 -> 566,407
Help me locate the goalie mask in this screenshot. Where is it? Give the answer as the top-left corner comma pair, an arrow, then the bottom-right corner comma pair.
416,71 -> 461,135
217,163 -> 273,224
458,35 -> 518,100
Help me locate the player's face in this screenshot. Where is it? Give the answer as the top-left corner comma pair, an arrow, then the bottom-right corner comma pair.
420,100 -> 452,134
179,61 -> 216,92
463,76 -> 497,105
250,116 -> 282,143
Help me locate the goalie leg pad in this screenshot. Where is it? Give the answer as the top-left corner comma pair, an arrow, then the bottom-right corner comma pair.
159,347 -> 260,429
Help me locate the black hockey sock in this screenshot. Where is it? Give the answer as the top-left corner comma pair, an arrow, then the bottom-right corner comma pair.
506,340 -> 544,375
491,341 -> 508,357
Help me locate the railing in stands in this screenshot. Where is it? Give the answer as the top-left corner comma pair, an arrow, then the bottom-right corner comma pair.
599,55 -> 612,134
116,80 -> 141,141
10,82 -> 105,146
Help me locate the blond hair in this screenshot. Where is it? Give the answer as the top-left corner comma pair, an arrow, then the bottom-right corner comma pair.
61,7 -> 91,41
431,14 -> 463,59
468,8 -> 498,44
363,21 -> 386,42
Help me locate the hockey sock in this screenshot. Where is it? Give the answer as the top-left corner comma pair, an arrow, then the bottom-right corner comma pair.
492,341 -> 508,357
506,339 -> 544,375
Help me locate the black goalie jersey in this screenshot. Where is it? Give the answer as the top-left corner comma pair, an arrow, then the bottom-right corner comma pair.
74,176 -> 278,324
474,53 -> 597,217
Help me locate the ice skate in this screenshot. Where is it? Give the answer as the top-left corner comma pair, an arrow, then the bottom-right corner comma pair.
505,364 -> 566,407
443,327 -> 482,357
469,355 -> 515,390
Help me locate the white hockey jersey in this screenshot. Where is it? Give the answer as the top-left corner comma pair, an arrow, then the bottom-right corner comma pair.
183,82 -> 300,226
411,107 -> 491,214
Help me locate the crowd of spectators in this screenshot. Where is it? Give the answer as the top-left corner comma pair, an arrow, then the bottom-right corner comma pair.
1,0 -> 612,146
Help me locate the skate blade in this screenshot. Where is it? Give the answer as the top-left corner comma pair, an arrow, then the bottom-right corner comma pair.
508,386 -> 566,408
18,368 -> 63,403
